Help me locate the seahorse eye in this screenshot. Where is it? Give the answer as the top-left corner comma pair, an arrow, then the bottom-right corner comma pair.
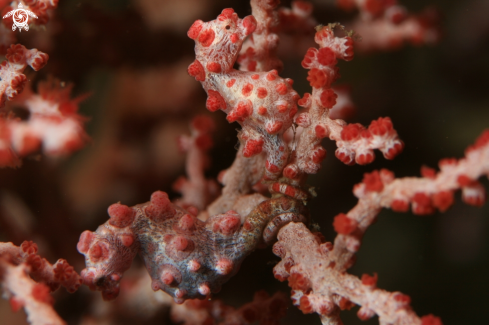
95,276 -> 106,287
225,25 -> 231,30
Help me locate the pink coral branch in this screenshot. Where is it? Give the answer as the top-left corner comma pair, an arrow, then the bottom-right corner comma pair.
273,222 -> 437,325
331,130 -> 489,270
173,115 -> 220,213
0,241 -> 82,292
206,147 -> 267,218
0,260 -> 66,325
0,241 -> 81,325
0,43 -> 48,107
0,77 -> 89,167
238,0 -> 282,72
269,130 -> 488,324
285,24 -> 402,184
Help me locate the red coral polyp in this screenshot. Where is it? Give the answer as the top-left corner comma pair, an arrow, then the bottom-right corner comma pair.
6,44 -> 24,64
242,15 -> 257,35
32,283 -> 54,305
333,213 -> 358,234
320,89 -> 337,108
317,47 -> 336,66
411,193 -> 434,215
20,241 -> 38,255
341,123 -> 363,141
307,68 -> 328,88
361,272 -> 378,287
369,117 -> 393,136
362,171 -> 384,193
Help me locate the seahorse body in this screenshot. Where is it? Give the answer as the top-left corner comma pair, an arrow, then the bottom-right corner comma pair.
78,191 -> 308,303
187,8 -> 300,179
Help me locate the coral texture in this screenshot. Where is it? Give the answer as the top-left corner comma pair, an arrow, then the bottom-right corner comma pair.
0,43 -> 48,107
0,0 -> 488,325
0,241 -> 81,325
0,77 -> 88,167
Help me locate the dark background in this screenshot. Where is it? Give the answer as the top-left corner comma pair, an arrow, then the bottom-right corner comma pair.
0,0 -> 488,324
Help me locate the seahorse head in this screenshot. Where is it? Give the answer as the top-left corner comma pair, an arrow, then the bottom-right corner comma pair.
188,8 -> 257,74
77,225 -> 138,300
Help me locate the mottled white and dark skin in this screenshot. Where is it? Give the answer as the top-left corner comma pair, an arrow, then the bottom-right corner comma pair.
77,191 -> 308,303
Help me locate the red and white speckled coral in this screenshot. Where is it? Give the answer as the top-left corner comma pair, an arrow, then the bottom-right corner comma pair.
283,24 -> 403,185
0,43 -> 48,107
187,4 -> 404,191
237,0 -> 283,73
77,0 -> 405,311
0,241 -> 81,293
0,44 -> 50,167
332,130 -> 489,262
70,1 -> 487,324
0,241 -> 81,325
0,260 -> 66,325
273,222 -> 442,325
172,115 -> 220,213
271,129 -> 489,324
0,77 -> 89,167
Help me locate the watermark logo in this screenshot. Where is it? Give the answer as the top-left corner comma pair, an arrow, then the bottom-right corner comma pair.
2,3 -> 38,32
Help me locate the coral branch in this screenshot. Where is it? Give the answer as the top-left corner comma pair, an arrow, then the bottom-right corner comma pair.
332,130 -> 489,270
286,24 -> 402,183
206,146 -> 267,217
331,116 -> 404,165
273,222 -> 437,325
0,77 -> 89,167
173,115 -> 220,213
0,241 -> 81,325
0,241 -> 82,292
0,260 -> 66,325
238,0 -> 282,72
272,127 -> 488,325
0,44 -> 48,107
